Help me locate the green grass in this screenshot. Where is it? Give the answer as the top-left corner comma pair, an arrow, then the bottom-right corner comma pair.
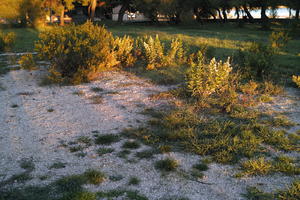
96,147 -> 114,156
94,134 -> 120,145
122,140 -> 141,149
155,158 -> 179,172
128,176 -> 140,185
83,169 -> 106,185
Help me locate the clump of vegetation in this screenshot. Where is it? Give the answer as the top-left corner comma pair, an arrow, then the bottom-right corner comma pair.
276,180 -> 300,200
137,35 -> 185,70
193,162 -> 209,171
114,36 -> 136,67
235,42 -> 274,79
19,54 -> 37,71
35,22 -> 134,84
238,157 -> 273,177
155,158 -> 179,172
84,169 -> 106,185
97,147 -> 114,156
128,177 -> 140,185
135,149 -> 155,159
186,51 -> 232,98
269,31 -> 290,50
122,141 -> 141,149
19,158 -> 35,171
49,162 -> 66,169
292,75 -> 300,88
0,31 -> 16,52
94,134 -> 120,145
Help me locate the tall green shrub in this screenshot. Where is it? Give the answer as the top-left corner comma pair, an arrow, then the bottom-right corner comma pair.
35,22 -> 118,84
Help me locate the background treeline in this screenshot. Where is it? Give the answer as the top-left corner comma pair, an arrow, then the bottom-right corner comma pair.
0,0 -> 300,27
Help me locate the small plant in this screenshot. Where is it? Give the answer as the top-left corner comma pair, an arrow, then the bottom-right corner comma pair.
117,149 -> 131,158
276,180 -> 300,200
91,87 -> 104,93
114,35 -> 136,67
94,134 -> 120,145
155,158 -> 179,172
244,187 -> 274,200
77,136 -> 92,146
49,162 -> 66,169
193,162 -> 209,171
89,95 -> 103,104
186,52 -> 233,98
97,148 -> 114,156
69,145 -> 84,153
292,75 -> 300,88
19,54 -> 37,71
269,31 -> 290,50
84,169 -> 106,185
128,176 -> 140,185
239,157 -> 272,177
11,104 -> 18,108
47,108 -> 54,112
19,159 -> 35,171
73,90 -> 85,96
135,149 -> 155,159
159,145 -> 172,153
122,141 -> 140,149
0,31 -> 16,52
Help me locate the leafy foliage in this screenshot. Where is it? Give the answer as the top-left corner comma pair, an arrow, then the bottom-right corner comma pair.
292,75 -> 300,88
0,31 -> 16,52
269,31 -> 291,50
19,53 -> 37,70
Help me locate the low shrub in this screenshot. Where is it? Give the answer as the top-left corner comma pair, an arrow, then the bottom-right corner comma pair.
292,75 -> 300,88
155,158 -> 179,172
137,35 -> 186,70
35,22 -> 135,84
19,54 -> 37,70
186,52 -> 233,98
239,157 -> 272,176
235,42 -> 274,79
0,31 -> 16,52
269,31 -> 290,50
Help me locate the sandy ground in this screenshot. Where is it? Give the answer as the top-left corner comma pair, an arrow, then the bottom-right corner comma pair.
0,55 -> 299,200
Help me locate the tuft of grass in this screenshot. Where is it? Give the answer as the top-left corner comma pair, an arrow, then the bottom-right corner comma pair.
73,90 -> 85,96
69,145 -> 84,153
128,177 -> 140,185
122,141 -> 141,149
77,136 -> 92,146
89,95 -> 103,104
272,156 -> 300,175
155,158 -> 179,172
19,159 -> 35,171
11,104 -> 18,108
97,148 -> 114,156
135,149 -> 156,159
238,157 -> 272,177
193,162 -> 209,171
159,145 -> 172,153
49,162 -> 66,169
55,174 -> 86,193
94,134 -> 120,145
83,169 -> 106,185
117,150 -> 131,159
276,180 -> 300,200
91,87 -> 104,93
47,108 -> 54,112
244,186 -> 274,200
267,115 -> 296,128
9,172 -> 32,183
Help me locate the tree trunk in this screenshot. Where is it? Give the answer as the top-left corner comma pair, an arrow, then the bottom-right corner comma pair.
90,0 -> 97,22
235,7 -> 240,19
60,9 -> 64,26
118,2 -> 129,22
296,9 -> 299,19
222,8 -> 227,22
261,5 -> 268,20
243,5 -> 253,20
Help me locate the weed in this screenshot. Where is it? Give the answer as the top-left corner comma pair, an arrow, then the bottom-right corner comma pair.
272,156 -> 300,175
55,174 -> 86,193
77,136 -> 92,146
238,157 -> 272,177
292,75 -> 300,88
135,149 -> 156,159
190,169 -> 204,180
122,141 -> 141,149
49,162 -> 66,169
89,95 -> 103,104
269,31 -> 290,50
193,162 -> 209,171
47,108 -> 54,112
19,158 -> 35,171
9,172 -> 32,183
117,150 -> 131,159
94,134 -> 120,145
69,145 -> 84,153
84,169 -> 106,185
91,87 -> 104,93
128,177 -> 140,185
97,148 -> 114,156
11,104 -> 18,108
19,53 -> 37,71
276,180 -> 300,200
155,158 -> 179,172
159,145 -> 172,153
244,187 -> 274,200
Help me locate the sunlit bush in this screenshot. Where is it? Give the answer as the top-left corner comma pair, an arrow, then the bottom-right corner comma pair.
113,35 -> 136,67
19,53 -> 37,70
0,32 -> 16,52
137,35 -> 186,70
35,22 -> 119,84
269,31 -> 290,50
292,75 -> 300,88
186,51 -> 233,98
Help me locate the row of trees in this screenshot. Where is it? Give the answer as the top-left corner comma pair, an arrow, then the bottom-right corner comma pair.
0,0 -> 299,27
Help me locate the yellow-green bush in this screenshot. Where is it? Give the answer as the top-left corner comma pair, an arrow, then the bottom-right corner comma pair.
0,32 -> 16,52
19,54 -> 37,71
269,31 -> 290,50
186,52 -> 232,98
292,75 -> 300,88
35,22 -> 119,84
113,35 -> 136,67
137,35 -> 185,70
